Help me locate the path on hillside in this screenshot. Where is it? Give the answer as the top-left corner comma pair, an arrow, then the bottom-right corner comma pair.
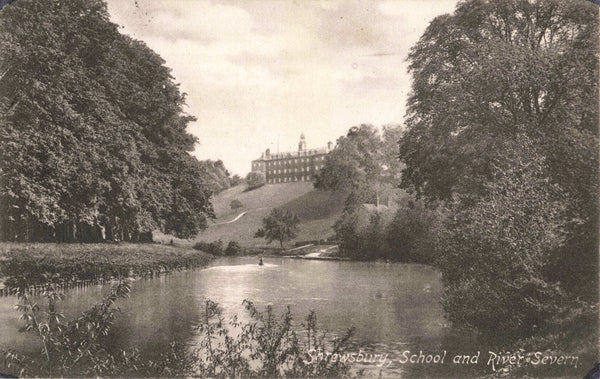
213,207 -> 269,226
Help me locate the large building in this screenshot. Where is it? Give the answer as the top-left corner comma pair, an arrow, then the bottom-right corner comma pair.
251,134 -> 332,184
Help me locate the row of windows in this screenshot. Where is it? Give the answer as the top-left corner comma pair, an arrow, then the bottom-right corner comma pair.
268,176 -> 311,183
266,156 -> 325,167
267,165 -> 323,174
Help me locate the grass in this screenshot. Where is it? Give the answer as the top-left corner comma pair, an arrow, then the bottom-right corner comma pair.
279,188 -> 346,222
0,242 -> 212,289
211,182 -> 315,218
194,183 -> 345,248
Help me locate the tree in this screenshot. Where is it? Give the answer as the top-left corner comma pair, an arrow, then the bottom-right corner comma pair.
400,0 -> 598,202
436,138 -> 569,340
199,159 -> 235,194
0,0 -> 215,241
230,174 -> 243,187
385,196 -> 436,264
315,124 -> 402,209
254,208 -> 300,250
399,0 -> 598,301
230,200 -> 243,211
245,172 -> 266,190
224,240 -> 241,256
333,205 -> 395,260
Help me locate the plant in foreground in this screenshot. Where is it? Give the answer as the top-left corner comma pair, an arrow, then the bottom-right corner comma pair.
1,283 -> 356,377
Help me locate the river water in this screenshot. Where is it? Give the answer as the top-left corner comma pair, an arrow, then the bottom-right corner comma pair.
0,257 -> 451,377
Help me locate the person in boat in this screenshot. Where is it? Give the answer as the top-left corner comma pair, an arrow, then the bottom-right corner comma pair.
258,257 -> 264,266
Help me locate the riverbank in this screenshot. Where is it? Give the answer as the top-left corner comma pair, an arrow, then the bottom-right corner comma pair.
0,242 -> 212,293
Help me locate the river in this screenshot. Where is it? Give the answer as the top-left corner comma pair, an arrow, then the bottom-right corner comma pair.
0,257 -> 450,377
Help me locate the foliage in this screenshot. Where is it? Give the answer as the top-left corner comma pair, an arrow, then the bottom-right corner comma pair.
334,206 -> 392,261
435,138 -> 570,341
255,208 -> 300,249
400,0 -> 598,202
0,0 -> 216,242
230,199 -> 243,211
246,171 -> 266,190
2,280 -> 135,377
224,240 -> 241,256
384,196 -> 437,264
193,240 -> 224,256
2,286 -> 355,378
230,174 -> 243,187
398,0 -> 599,343
187,299 -> 355,378
315,124 -> 402,209
200,159 -> 236,194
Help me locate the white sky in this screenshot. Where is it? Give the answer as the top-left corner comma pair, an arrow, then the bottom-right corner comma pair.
105,0 -> 459,176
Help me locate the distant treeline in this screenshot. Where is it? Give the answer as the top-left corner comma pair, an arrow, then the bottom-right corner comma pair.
0,0 -> 236,242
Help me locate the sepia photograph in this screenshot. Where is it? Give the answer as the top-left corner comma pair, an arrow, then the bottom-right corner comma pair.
0,0 -> 598,377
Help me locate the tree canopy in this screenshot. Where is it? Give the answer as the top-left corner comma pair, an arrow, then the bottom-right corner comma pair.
399,0 -> 599,340
400,0 -> 598,204
245,171 -> 266,191
0,0 -> 218,241
254,208 -> 300,249
315,124 -> 403,208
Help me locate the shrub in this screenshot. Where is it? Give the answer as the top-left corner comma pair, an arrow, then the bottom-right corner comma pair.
1,280 -> 137,377
189,299 -> 355,378
224,241 -> 241,256
334,205 -> 394,260
230,174 -> 243,187
193,240 -> 224,256
435,144 -> 569,341
245,172 -> 266,190
2,284 -> 355,378
384,197 -> 437,264
230,199 -> 243,211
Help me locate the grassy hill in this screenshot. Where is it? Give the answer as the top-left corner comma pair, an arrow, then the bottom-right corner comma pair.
193,182 -> 345,248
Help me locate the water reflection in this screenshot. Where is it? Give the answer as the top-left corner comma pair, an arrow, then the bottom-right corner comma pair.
0,257 -> 446,375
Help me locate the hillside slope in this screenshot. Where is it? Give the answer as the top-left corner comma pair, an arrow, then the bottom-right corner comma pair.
195,182 -> 345,247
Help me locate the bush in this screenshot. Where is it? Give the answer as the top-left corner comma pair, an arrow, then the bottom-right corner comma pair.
384,197 -> 437,264
189,300 -> 355,378
193,240 -> 224,256
334,205 -> 394,260
230,199 -> 243,211
1,280 -> 137,377
435,144 -> 570,341
230,174 -> 243,187
224,241 -> 241,256
245,172 -> 266,190
2,284 -> 355,378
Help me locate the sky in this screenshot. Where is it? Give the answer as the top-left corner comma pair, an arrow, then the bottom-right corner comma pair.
105,0 -> 459,176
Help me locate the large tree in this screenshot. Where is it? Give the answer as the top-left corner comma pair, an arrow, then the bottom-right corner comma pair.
400,0 -> 598,298
398,0 -> 598,346
0,0 -> 215,241
315,124 -> 402,209
400,0 -> 598,202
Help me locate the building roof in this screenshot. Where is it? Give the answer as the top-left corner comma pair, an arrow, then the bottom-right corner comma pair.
257,147 -> 328,161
